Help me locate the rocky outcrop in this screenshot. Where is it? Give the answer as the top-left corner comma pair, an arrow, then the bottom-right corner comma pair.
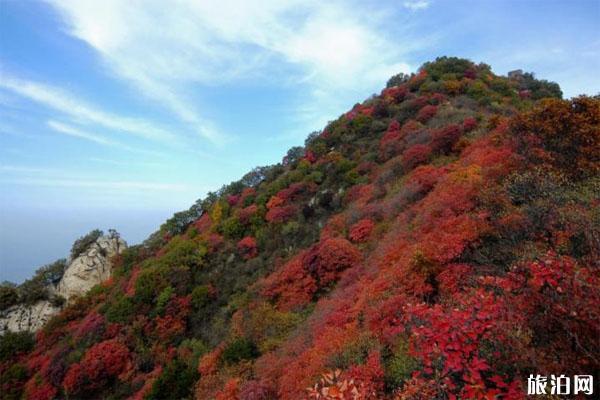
57,235 -> 126,301
0,234 -> 126,334
0,301 -> 62,333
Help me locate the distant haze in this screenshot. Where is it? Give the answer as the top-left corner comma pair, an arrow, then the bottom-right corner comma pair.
0,207 -> 173,283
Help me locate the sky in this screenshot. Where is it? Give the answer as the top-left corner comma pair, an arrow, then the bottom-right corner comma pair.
1,0 -> 599,283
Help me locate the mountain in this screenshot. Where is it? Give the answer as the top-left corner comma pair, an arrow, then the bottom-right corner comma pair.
1,57 -> 598,400
1,232 -> 126,334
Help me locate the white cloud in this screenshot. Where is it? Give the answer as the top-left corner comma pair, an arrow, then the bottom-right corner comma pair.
0,75 -> 177,143
48,120 -> 115,146
403,1 -> 430,11
45,0 -> 417,141
47,120 -> 165,157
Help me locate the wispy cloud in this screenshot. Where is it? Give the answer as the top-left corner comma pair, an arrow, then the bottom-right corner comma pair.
47,120 -> 165,157
403,1 -> 431,11
0,75 -> 177,143
48,120 -> 115,146
45,0 -> 420,140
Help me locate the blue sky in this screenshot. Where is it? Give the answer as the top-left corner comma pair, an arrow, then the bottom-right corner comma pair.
1,0 -> 599,282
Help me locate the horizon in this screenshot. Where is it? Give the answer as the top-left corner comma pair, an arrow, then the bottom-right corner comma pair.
1,0 -> 599,283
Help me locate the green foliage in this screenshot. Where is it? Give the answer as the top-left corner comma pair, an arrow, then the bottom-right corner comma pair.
326,333 -> 377,370
0,282 -> 18,311
191,285 -> 211,310
386,72 -> 410,88
383,337 -> 418,390
0,331 -> 34,361
221,216 -> 244,239
0,363 -> 28,400
71,229 -> 103,259
155,286 -> 174,315
147,358 -> 199,400
104,294 -> 135,323
422,56 -> 475,81
221,338 -> 259,365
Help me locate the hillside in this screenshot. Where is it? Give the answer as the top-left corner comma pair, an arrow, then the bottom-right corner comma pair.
1,57 -> 598,400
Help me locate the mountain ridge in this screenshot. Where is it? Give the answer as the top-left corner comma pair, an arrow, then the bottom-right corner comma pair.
1,56 -> 598,400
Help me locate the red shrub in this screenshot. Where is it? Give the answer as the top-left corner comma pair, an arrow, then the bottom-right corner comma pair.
266,195 -> 284,210
237,236 -> 258,260
302,238 -> 361,288
24,378 -> 57,400
402,144 -> 431,171
348,219 -> 375,243
80,339 -> 131,385
430,124 -> 462,154
261,252 -> 316,310
192,213 -> 212,233
238,204 -> 258,225
239,380 -> 277,400
304,150 -> 317,163
63,339 -> 131,394
227,194 -> 241,206
463,116 -> 478,132
207,233 -> 224,252
416,104 -> 438,123
266,205 -> 296,224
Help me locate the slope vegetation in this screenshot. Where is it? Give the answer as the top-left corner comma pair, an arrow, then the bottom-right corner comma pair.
1,57 -> 598,400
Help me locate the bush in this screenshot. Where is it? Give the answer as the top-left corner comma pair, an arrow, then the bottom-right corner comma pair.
221,338 -> 259,365
71,229 -> 103,259
0,331 -> 35,361
191,285 -> 211,310
104,294 -> 135,323
0,283 -> 18,311
0,363 -> 28,400
147,358 -> 199,400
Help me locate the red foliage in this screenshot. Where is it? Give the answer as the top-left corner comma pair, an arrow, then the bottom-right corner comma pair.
382,85 -> 408,103
238,204 -> 258,225
266,195 -> 284,210
239,380 -> 277,400
492,252 -> 600,373
237,236 -> 258,260
430,124 -> 462,154
266,205 -> 297,224
261,252 -> 316,310
155,296 -> 191,342
416,105 -> 438,123
64,339 -> 131,394
305,150 -> 318,163
63,363 -> 84,394
400,290 -> 523,399
227,194 -> 241,206
462,116 -> 478,132
346,351 -> 385,398
379,120 -> 403,160
73,311 -> 105,340
263,238 -> 360,310
402,144 -> 431,171
464,67 -> 477,79
207,233 -> 225,252
193,213 -> 213,233
215,378 -> 241,400
198,345 -> 224,376
348,219 -> 375,243
24,377 -> 57,400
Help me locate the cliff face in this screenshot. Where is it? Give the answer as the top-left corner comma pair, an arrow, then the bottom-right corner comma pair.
56,235 -> 126,301
0,235 -> 126,334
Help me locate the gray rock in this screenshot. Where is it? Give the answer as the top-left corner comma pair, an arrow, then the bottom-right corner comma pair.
0,234 -> 127,334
